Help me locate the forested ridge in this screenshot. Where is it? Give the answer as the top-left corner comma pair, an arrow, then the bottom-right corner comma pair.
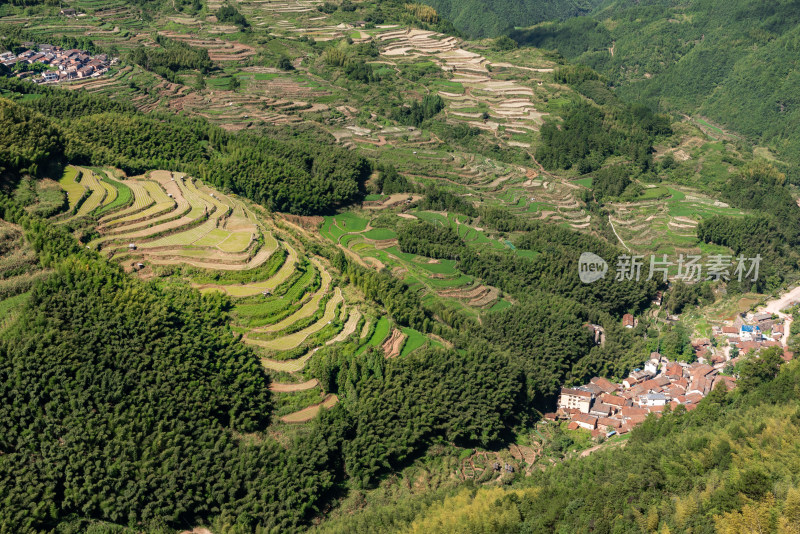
508,0 -> 800,173
417,0 -> 603,38
697,161 -> 800,291
315,349 -> 800,533
0,81 -> 368,215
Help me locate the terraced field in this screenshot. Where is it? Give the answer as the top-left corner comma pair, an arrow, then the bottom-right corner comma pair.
320,211 -> 519,319
375,28 -> 550,144
58,166 -> 85,213
57,167 -> 435,424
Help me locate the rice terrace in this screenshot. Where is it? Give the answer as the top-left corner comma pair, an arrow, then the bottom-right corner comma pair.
54,164 -> 439,424
2,0 -> 800,531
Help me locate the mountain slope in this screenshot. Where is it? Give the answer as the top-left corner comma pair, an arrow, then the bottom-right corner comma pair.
510,0 -> 800,173
419,0 -> 603,37
315,352 -> 800,533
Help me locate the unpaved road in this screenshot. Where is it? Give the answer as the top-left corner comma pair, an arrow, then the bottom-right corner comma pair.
760,285 -> 800,348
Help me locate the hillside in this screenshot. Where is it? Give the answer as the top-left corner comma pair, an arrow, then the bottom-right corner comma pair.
315,351 -> 800,533
417,0 -> 602,38
509,0 -> 800,175
0,0 -> 799,531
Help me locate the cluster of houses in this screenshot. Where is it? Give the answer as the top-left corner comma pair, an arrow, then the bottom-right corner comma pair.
554,308 -> 795,439
712,311 -> 792,362
1,43 -> 112,84
551,356 -> 738,438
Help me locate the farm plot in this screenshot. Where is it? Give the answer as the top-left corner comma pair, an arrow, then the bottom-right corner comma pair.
280,394 -> 338,423
246,258 -> 332,334
58,166 -> 85,213
378,29 -> 549,141
95,174 -> 132,217
73,168 -> 107,218
244,287 -> 343,351
87,168 -> 374,424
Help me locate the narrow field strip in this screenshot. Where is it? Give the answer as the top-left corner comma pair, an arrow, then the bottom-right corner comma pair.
244,287 -> 343,350
99,179 -> 118,207
280,394 -> 339,423
98,179 -> 153,224
103,175 -> 190,234
105,180 -> 173,225
261,347 -> 318,373
270,379 -> 319,392
248,259 -> 332,333
326,308 -> 361,345
74,169 -> 107,217
58,166 -> 85,212
95,175 -> 132,217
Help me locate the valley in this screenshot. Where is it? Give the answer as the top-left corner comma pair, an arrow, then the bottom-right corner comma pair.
1,0 -> 800,532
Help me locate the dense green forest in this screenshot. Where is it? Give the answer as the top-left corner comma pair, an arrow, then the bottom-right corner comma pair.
0,83 -> 369,214
0,196 -> 528,531
697,161 -> 800,291
417,0 -> 603,37
127,35 -> 213,82
508,0 -> 800,173
315,349 -> 800,533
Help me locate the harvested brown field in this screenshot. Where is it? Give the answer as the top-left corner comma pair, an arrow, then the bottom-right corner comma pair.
381,328 -> 407,358
270,379 -> 319,392
280,394 -> 339,423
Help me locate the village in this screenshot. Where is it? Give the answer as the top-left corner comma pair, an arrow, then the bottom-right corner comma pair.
552,305 -> 796,439
0,42 -> 113,84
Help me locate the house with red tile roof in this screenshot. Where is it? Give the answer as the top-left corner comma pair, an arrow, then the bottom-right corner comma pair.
599,393 -> 626,408
598,417 -> 622,429
590,377 -> 617,394
573,413 -> 598,430
590,403 -> 615,417
623,314 -> 636,328
664,362 -> 683,379
621,406 -> 649,419
559,388 -> 593,413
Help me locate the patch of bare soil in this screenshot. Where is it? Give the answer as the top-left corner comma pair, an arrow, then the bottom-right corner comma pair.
381,328 -> 407,358
280,394 -> 339,423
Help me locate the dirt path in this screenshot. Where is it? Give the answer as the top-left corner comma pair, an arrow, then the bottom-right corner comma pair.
761,286 -> 800,348
280,394 -> 339,423
762,286 -> 800,315
270,379 -> 319,392
580,438 -> 627,458
608,214 -> 630,252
